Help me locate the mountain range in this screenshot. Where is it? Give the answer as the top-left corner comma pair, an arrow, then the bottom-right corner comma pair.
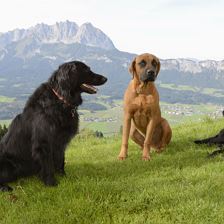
0,20 -> 115,50
0,21 -> 224,119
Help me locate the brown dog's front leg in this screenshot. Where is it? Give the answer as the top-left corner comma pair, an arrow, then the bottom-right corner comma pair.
118,113 -> 131,160
142,119 -> 157,161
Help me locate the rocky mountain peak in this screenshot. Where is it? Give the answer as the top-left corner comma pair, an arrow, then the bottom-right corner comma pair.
0,21 -> 116,50
74,22 -> 115,50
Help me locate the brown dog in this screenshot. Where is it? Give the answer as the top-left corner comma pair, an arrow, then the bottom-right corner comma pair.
118,53 -> 172,160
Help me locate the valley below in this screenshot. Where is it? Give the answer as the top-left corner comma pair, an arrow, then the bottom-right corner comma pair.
1,84 -> 223,135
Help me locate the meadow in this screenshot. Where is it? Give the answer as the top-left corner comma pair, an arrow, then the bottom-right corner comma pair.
0,118 -> 224,223
78,100 -> 222,135
0,95 -> 15,103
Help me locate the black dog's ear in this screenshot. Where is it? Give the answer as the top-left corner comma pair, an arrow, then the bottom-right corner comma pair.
58,63 -> 77,102
49,63 -> 77,103
129,58 -> 136,79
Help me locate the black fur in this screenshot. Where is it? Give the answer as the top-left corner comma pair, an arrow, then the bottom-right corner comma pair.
0,61 -> 107,191
194,129 -> 224,157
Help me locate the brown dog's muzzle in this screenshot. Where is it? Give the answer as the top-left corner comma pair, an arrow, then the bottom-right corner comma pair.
140,70 -> 156,82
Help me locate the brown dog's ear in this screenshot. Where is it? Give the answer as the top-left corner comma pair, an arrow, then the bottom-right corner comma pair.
156,59 -> 161,76
129,58 -> 136,79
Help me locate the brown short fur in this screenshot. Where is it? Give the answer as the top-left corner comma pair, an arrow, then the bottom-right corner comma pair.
118,53 -> 172,160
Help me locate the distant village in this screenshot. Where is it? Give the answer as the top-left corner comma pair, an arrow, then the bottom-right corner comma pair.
162,104 -> 223,118
82,117 -> 118,122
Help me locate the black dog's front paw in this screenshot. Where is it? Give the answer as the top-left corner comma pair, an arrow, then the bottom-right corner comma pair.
43,176 -> 58,187
57,169 -> 66,176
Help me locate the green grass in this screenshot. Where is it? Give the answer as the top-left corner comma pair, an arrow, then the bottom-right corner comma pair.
0,120 -> 11,126
79,103 -> 123,135
0,95 -> 15,103
13,83 -> 24,88
159,83 -> 198,92
159,83 -> 224,97
1,119 -> 224,223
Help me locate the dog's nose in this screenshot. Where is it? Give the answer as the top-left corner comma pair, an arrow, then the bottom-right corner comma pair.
101,76 -> 107,83
147,70 -> 155,76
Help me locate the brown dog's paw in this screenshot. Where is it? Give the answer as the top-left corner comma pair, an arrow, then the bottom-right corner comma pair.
118,151 -> 128,160
118,156 -> 127,160
142,156 -> 150,161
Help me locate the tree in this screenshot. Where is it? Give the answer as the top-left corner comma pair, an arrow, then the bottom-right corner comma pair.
0,124 -> 8,141
0,125 -> 2,138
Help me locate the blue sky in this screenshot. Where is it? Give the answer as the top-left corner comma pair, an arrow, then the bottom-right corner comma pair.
0,0 -> 224,60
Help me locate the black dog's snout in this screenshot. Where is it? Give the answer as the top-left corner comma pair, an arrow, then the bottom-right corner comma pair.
101,76 -> 107,84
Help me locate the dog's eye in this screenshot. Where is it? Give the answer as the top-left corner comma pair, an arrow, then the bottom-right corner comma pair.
152,59 -> 157,67
138,60 -> 146,68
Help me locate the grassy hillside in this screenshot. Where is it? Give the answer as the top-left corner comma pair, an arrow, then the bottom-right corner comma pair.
0,118 -> 224,223
79,99 -> 223,135
0,95 -> 15,103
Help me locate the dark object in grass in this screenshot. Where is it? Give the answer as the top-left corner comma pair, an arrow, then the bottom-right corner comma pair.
207,147 -> 224,158
0,184 -> 13,192
194,129 -> 224,157
0,61 -> 107,191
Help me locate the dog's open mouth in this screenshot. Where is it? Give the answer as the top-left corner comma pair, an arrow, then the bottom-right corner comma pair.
80,84 -> 98,94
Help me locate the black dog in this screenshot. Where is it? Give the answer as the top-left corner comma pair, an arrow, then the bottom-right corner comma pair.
194,129 -> 224,157
0,61 -> 107,191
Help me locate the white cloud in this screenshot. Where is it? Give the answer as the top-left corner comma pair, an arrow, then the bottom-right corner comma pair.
0,0 -> 223,60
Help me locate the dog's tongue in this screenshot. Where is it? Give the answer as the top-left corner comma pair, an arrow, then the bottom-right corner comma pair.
80,84 -> 98,94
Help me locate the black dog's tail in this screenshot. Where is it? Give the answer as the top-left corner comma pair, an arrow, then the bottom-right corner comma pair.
195,129 -> 224,158
194,138 -> 212,145
208,147 -> 224,158
0,153 -> 36,192
195,136 -> 224,145
195,129 -> 224,145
